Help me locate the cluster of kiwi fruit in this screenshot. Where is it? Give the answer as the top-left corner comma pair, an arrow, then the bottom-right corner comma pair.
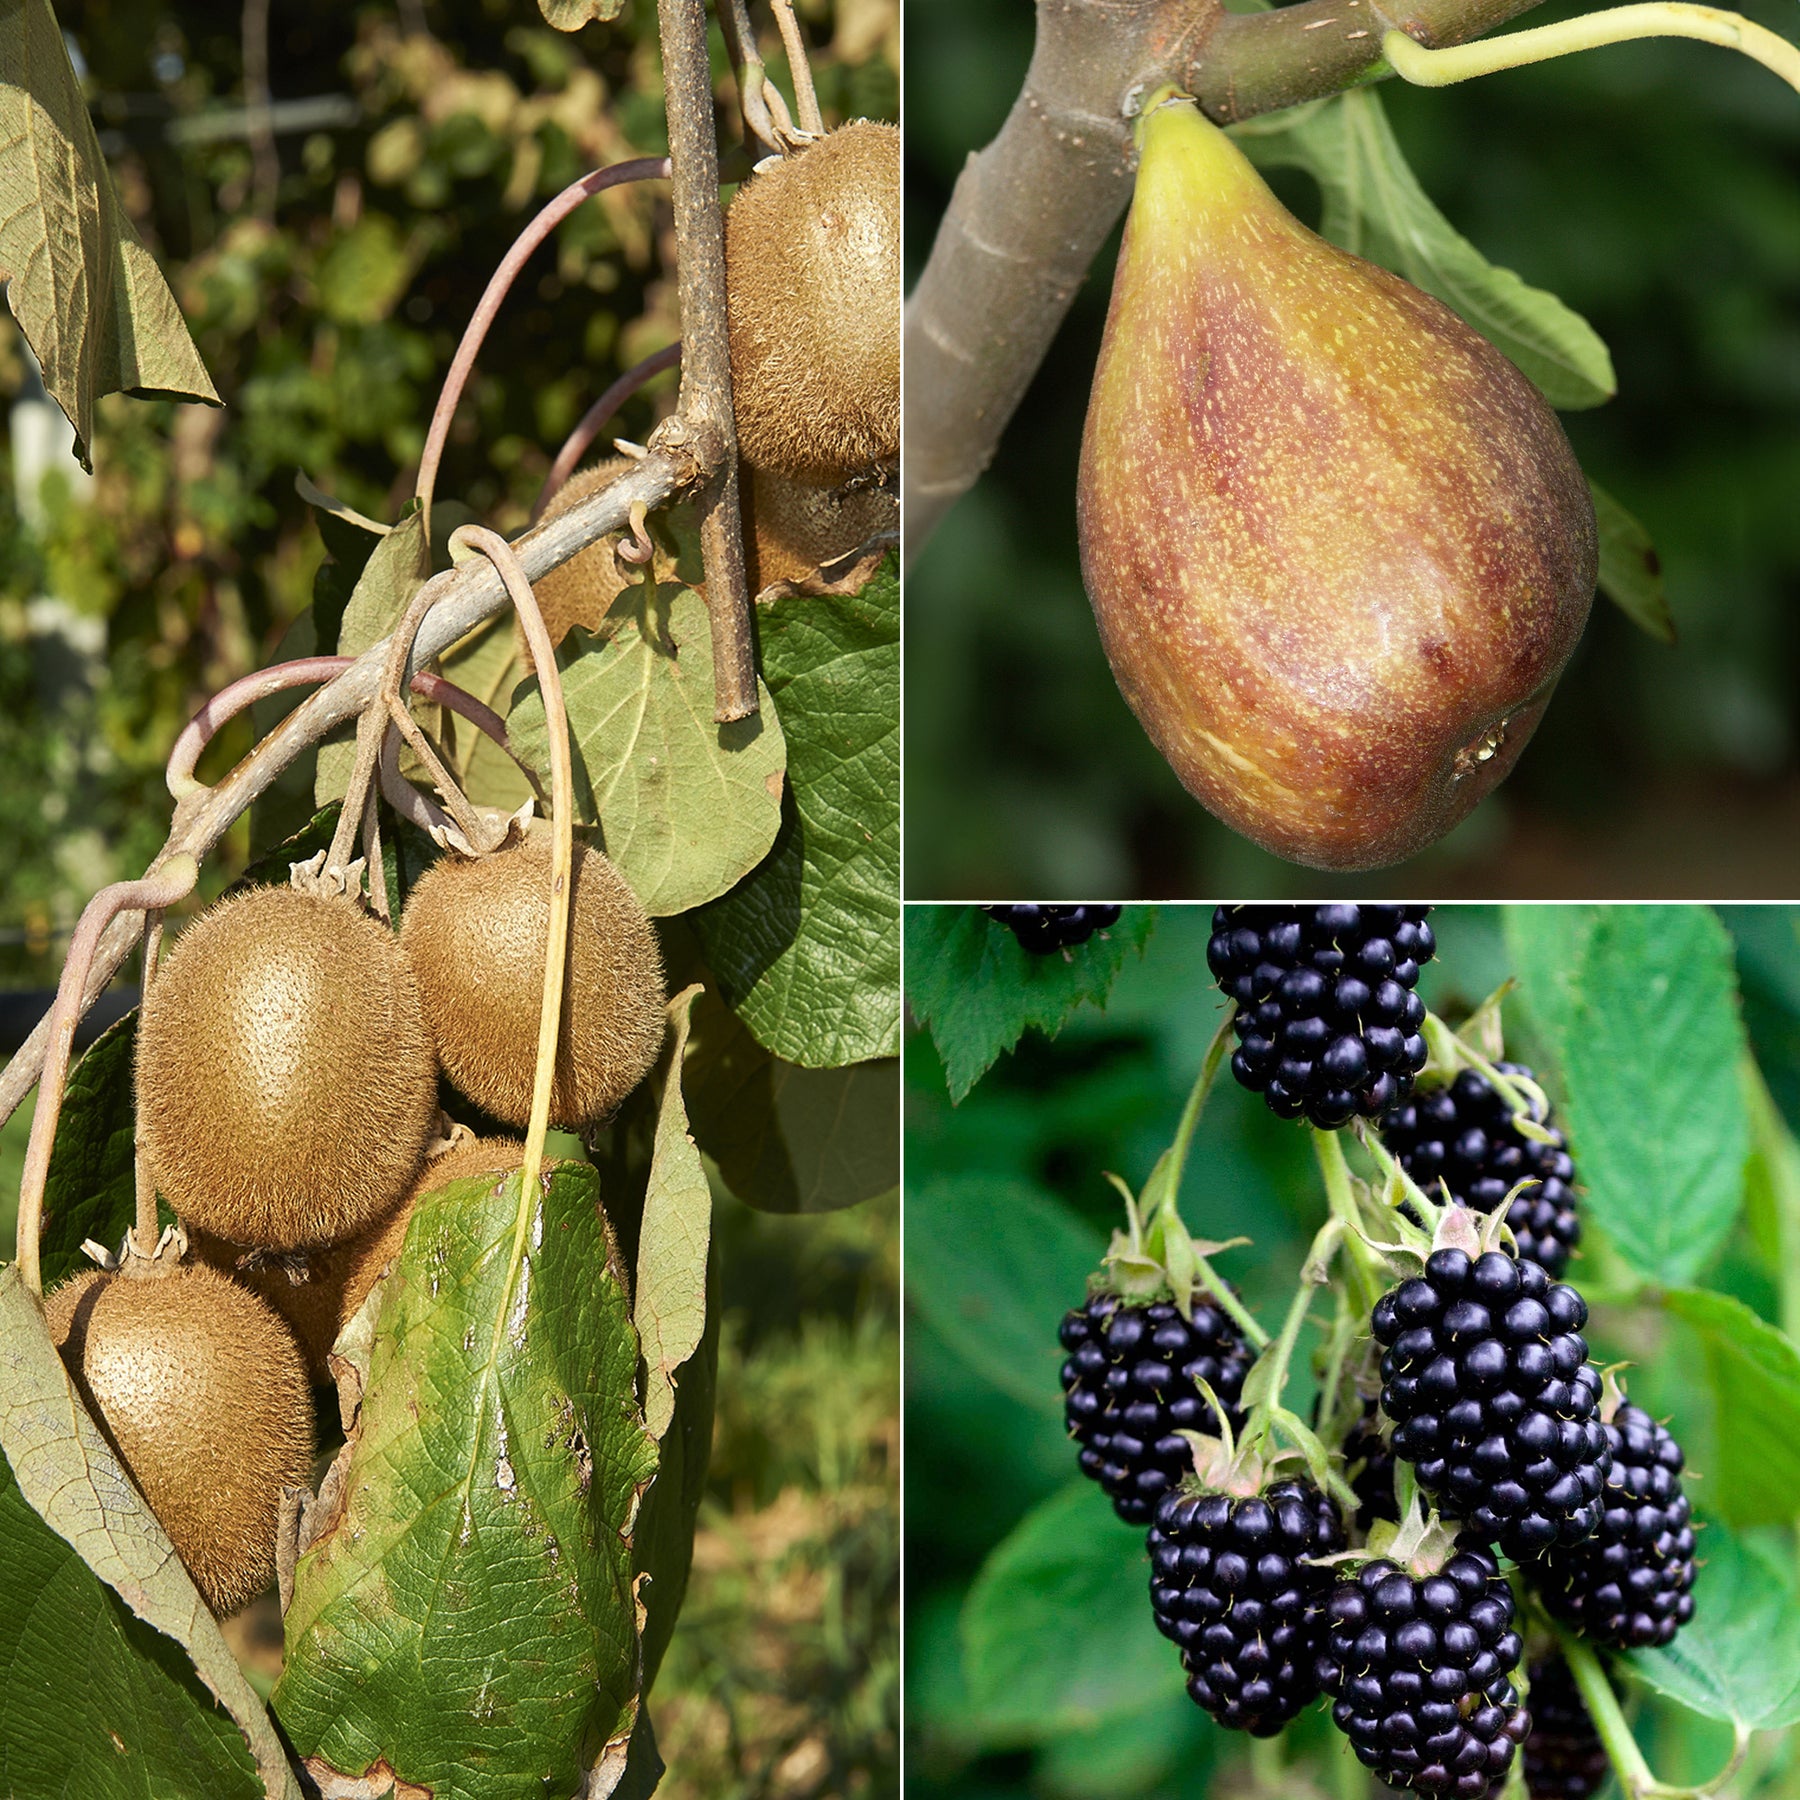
44,831 -> 667,1617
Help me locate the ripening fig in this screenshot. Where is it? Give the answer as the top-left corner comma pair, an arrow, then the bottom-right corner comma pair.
1077,91 -> 1597,871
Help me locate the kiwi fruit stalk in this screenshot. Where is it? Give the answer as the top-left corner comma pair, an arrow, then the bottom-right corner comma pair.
725,120 -> 899,485
136,886 -> 440,1251
45,1263 -> 314,1616
400,836 -> 666,1130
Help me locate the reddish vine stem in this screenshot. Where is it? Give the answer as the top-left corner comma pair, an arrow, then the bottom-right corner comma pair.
414,155 -> 672,535
533,342 -> 684,521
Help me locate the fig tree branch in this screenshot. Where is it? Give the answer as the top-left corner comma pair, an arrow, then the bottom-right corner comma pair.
902,0 -> 1555,562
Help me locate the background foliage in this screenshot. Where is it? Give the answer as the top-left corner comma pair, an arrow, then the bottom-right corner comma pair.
904,0 -> 1800,898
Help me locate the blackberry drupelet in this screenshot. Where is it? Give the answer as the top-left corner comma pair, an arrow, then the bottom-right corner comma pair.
1373,1249 -> 1611,1558
1149,1480 -> 1345,1735
985,903 -> 1122,954
1318,1542 -> 1529,1798
1522,1657 -> 1608,1800
1060,1293 -> 1254,1524
1532,1401 -> 1696,1649
1381,1064 -> 1582,1277
1341,1397 -> 1401,1531
1207,905 -> 1436,1129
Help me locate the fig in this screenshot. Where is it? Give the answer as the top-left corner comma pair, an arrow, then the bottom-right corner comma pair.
1076,93 -> 1597,871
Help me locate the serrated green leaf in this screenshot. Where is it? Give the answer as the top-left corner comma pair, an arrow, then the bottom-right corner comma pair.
905,906 -> 1157,1103
1622,1518 -> 1800,1729
509,581 -> 786,917
906,1175 -> 1105,1413
274,1164 -> 659,1799
0,0 -> 219,469
1503,905 -> 1602,1052
961,1481 -> 1180,1738
1235,89 -> 1614,411
691,559 -> 899,1068
1662,1287 -> 1800,1528
0,1267 -> 298,1799
1590,480 -> 1675,645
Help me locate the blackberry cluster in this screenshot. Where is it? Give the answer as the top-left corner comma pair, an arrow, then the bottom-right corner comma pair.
984,903 -> 1122,954
1340,1396 -> 1400,1531
1059,1294 -> 1254,1524
1318,1542 -> 1529,1798
1522,1657 -> 1608,1800
1532,1401 -> 1696,1648
1148,1481 -> 1345,1735
1373,1249 -> 1611,1558
1207,905 -> 1435,1129
1380,1064 -> 1582,1277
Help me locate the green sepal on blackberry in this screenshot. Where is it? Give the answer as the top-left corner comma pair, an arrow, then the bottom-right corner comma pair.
1522,1655 -> 1608,1800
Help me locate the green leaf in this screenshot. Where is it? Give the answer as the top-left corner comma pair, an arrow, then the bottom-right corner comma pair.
1622,1519 -> 1800,1729
0,1267 -> 298,1799
509,581 -> 786,917
315,214 -> 414,327
1554,909 -> 1748,1285
961,1481 -> 1180,1738
1503,904 -> 1602,1051
1590,480 -> 1675,645
692,559 -> 899,1068
906,1175 -> 1105,1413
1235,89 -> 1615,411
433,614 -> 537,815
905,907 -> 1156,1103
1662,1287 -> 1800,1528
274,1164 -> 659,1798
0,0 -> 219,469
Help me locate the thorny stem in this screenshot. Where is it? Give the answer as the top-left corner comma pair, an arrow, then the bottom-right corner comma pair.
769,0 -> 825,136
533,342 -> 683,520
414,156 -> 672,536
16,860 -> 199,1298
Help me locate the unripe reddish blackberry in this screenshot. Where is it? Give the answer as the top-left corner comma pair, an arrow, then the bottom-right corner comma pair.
1373,1249 -> 1611,1558
1530,1401 -> 1695,1649
1148,1480 -> 1344,1736
1381,1064 -> 1581,1277
1207,905 -> 1435,1129
1060,1292 -> 1252,1524
1318,1542 -> 1529,1798
1522,1656 -> 1608,1800
985,903 -> 1122,954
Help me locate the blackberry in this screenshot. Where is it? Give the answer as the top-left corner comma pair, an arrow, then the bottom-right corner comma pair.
1207,905 -> 1435,1129
1380,1064 -> 1581,1277
985,903 -> 1122,954
1342,1397 -> 1401,1531
1318,1542 -> 1529,1798
1373,1249 -> 1611,1558
1532,1402 -> 1696,1649
1060,1293 -> 1253,1524
1522,1657 -> 1608,1800
1149,1480 -> 1345,1735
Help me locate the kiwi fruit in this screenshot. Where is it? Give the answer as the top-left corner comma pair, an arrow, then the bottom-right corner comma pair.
136,886 -> 440,1252
532,457 -> 642,646
741,465 -> 898,594
725,120 -> 899,485
45,1263 -> 314,1616
399,835 -> 666,1129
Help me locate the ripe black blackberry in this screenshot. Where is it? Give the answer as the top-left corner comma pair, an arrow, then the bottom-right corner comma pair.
1522,1656 -> 1608,1800
985,903 -> 1122,954
1318,1542 -> 1529,1798
1341,1396 -> 1401,1531
1149,1480 -> 1345,1735
1531,1401 -> 1696,1649
1060,1293 -> 1253,1524
1380,1064 -> 1582,1277
1373,1249 -> 1611,1558
1207,905 -> 1435,1129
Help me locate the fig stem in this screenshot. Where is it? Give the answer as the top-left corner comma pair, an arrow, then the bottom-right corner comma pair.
533,343 -> 682,523
1381,6 -> 1800,96
15,859 -> 199,1299
768,0 -> 825,137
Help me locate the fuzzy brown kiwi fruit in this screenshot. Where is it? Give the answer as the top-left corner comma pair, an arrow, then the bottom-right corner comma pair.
44,1263 -> 314,1616
136,886 -> 439,1251
725,120 -> 899,485
190,1135 -> 528,1378
400,836 -> 666,1128
532,457 -> 642,646
741,465 -> 897,594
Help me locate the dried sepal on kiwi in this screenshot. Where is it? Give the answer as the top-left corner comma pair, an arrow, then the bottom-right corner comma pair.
400,833 -> 666,1130
135,884 -> 440,1252
45,1261 -> 315,1617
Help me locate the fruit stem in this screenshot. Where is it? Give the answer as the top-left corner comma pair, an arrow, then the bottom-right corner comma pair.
1241,1215 -> 1342,1451
1555,1628 -> 1660,1797
15,858 -> 199,1298
767,0 -> 825,137
1315,1127 -> 1404,1297
1154,1011 -> 1236,1229
715,0 -> 797,155
532,343 -> 683,522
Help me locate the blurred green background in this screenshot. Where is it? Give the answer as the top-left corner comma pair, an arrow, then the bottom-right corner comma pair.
904,0 -> 1800,898
903,903 -> 1800,1800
